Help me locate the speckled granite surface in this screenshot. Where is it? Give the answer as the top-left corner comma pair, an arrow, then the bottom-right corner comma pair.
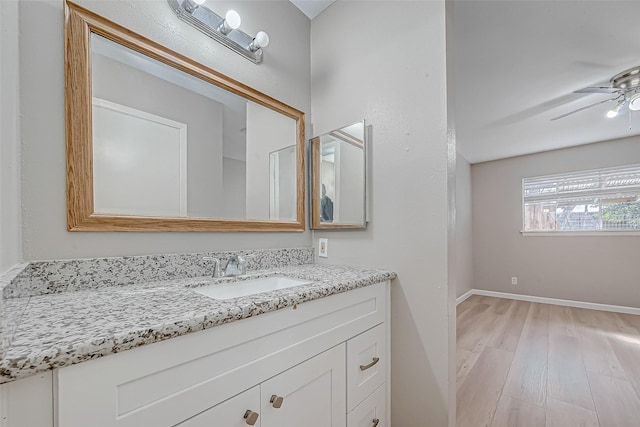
0,263 -> 31,359
0,263 -> 395,383
2,248 -> 314,298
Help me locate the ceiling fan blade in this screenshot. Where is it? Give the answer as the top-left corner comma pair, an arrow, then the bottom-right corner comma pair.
574,86 -> 620,94
550,97 -> 618,121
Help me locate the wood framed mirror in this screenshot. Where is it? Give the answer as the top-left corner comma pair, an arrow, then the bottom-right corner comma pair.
311,120 -> 367,229
65,1 -> 305,232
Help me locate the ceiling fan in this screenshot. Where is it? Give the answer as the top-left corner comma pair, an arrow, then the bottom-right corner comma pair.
551,65 -> 640,121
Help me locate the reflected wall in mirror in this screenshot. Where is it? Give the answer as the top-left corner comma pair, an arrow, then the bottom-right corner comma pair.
65,1 -> 305,232
311,121 -> 367,229
269,145 -> 297,221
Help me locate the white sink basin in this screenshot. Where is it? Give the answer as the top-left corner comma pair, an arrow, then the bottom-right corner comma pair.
193,276 -> 311,300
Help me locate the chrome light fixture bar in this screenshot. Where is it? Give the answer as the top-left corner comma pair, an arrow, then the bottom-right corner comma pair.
167,0 -> 269,64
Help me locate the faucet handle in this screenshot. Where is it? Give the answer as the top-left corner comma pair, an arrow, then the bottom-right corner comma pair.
236,253 -> 255,275
202,257 -> 224,278
237,253 -> 255,263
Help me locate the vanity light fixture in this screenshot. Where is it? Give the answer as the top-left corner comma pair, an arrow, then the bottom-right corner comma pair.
182,0 -> 206,14
167,0 -> 270,63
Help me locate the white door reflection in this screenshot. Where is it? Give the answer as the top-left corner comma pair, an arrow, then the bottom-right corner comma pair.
92,98 -> 187,217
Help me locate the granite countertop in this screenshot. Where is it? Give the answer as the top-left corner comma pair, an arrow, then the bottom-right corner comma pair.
0,264 -> 395,383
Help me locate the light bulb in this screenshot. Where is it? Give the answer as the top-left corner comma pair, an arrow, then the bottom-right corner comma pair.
254,31 -> 270,48
606,104 -> 622,118
225,10 -> 241,30
218,10 -> 241,35
183,0 -> 205,13
629,93 -> 640,111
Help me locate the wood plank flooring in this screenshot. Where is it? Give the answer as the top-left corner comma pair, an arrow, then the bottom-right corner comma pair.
456,296 -> 640,427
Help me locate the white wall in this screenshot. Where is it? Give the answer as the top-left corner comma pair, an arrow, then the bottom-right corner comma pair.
19,0 -> 311,261
472,136 -> 640,308
456,154 -> 473,298
0,0 -> 22,274
310,2 -> 453,425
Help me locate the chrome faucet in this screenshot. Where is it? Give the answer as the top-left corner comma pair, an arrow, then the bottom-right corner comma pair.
224,254 -> 252,277
203,254 -> 254,278
202,256 -> 224,278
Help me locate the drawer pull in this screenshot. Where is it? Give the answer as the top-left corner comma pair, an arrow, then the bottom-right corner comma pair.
372,418 -> 380,427
360,357 -> 380,371
270,394 -> 284,408
243,410 -> 259,425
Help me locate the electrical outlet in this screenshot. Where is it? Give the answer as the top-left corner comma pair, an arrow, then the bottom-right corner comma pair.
318,238 -> 328,258
511,277 -> 518,285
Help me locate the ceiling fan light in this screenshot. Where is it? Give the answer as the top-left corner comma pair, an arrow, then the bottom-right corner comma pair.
606,103 -> 623,118
629,93 -> 640,111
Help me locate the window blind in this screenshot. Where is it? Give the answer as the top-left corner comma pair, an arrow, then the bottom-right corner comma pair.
522,164 -> 640,232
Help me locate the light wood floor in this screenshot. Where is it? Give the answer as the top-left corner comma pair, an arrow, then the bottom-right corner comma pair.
456,295 -> 640,427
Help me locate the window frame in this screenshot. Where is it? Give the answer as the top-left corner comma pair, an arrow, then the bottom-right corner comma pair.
521,164 -> 640,236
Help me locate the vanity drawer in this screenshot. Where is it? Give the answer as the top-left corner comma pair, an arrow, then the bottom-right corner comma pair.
347,384 -> 386,427
346,323 -> 386,411
176,386 -> 260,427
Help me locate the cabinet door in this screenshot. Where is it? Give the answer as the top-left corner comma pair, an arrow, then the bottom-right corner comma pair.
176,385 -> 260,427
347,385 -> 386,427
260,344 -> 346,427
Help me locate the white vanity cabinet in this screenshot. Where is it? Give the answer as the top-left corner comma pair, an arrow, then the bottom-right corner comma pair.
52,281 -> 390,427
177,345 -> 346,427
259,344 -> 346,427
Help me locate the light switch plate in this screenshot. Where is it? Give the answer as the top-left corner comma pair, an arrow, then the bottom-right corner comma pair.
318,238 -> 328,258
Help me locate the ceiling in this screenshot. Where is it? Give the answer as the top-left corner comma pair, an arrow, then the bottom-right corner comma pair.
290,0 -> 335,19
453,0 -> 640,164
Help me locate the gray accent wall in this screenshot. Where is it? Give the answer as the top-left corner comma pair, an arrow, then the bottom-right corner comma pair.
18,0 -> 311,261
221,157 -> 246,219
472,136 -> 640,308
310,2 -> 453,425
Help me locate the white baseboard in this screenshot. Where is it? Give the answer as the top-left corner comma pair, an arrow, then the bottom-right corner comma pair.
455,289 -> 474,306
457,289 -> 640,316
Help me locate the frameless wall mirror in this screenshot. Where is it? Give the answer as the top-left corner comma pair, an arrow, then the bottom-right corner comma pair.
65,1 -> 305,232
311,120 -> 367,229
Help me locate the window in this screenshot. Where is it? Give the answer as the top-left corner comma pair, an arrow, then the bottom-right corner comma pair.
523,164 -> 640,233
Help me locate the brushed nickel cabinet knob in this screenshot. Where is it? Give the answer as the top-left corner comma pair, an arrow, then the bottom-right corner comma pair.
243,410 -> 259,425
270,394 -> 284,408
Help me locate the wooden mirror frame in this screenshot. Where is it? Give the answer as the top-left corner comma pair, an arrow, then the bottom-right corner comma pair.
64,1 -> 305,232
310,121 -> 367,230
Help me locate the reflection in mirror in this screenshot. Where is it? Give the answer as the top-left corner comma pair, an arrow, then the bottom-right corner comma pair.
311,121 -> 367,229
91,33 -> 296,221
65,1 -> 305,231
269,146 -> 297,220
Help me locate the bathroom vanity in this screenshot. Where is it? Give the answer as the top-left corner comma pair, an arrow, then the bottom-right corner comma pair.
58,281 -> 389,427
0,251 -> 394,427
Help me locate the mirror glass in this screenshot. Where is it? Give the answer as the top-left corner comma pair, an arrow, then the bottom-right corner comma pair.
64,1 -> 305,232
311,121 -> 367,229
91,34 -> 296,221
